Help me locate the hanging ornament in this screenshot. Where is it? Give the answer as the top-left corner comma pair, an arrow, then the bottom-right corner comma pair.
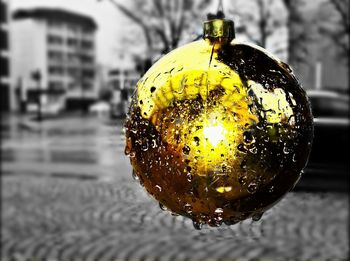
124,13 -> 313,228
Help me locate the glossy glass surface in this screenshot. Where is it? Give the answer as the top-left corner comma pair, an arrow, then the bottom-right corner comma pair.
125,39 -> 313,227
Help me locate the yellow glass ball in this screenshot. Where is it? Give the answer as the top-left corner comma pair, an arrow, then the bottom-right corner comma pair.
124,28 -> 313,227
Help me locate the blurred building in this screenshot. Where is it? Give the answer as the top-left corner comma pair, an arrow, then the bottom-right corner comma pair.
108,56 -> 140,117
0,0 -> 10,112
11,8 -> 98,112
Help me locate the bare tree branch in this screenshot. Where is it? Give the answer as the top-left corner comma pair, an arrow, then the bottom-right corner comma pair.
319,0 -> 349,63
102,0 -> 212,73
227,0 -> 285,49
107,0 -> 153,53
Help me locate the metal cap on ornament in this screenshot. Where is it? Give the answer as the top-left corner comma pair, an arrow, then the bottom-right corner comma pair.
203,11 -> 235,44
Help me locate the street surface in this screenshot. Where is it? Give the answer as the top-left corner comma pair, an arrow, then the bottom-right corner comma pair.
1,114 -> 349,260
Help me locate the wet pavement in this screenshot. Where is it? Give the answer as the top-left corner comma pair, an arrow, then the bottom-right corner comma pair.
1,113 -> 349,260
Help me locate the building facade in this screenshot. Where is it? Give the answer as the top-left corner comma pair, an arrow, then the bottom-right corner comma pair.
108,67 -> 139,118
0,0 -> 10,112
11,8 -> 97,112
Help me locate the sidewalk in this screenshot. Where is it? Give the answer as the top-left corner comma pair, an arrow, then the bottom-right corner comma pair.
2,113 -> 130,181
2,174 -> 348,261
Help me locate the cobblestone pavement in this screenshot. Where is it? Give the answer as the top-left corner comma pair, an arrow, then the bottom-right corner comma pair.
1,114 -> 349,260
2,175 -> 349,261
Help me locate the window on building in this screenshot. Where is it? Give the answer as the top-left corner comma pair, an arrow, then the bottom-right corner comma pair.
67,53 -> 80,63
67,38 -> 78,47
48,66 -> 64,75
0,56 -> 9,77
48,51 -> 63,61
0,83 -> 10,111
81,40 -> 93,49
48,81 -> 64,91
82,69 -> 94,79
0,2 -> 7,23
47,35 -> 63,45
67,68 -> 80,78
109,69 -> 120,76
0,29 -> 8,50
80,55 -> 93,64
68,82 -> 76,90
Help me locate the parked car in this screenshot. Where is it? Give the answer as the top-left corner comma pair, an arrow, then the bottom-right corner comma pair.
296,90 -> 349,191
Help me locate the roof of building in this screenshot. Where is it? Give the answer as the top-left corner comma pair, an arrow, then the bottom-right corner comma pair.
13,8 -> 97,30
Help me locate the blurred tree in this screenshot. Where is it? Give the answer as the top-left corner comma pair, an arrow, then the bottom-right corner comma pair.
227,0 -> 286,49
227,0 -> 315,68
101,0 -> 211,73
319,0 -> 349,63
282,0 -> 315,68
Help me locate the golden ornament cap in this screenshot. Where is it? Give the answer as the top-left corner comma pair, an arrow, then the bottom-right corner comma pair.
203,18 -> 235,43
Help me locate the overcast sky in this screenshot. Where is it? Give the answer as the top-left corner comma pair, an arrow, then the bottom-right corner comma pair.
10,0 -> 132,67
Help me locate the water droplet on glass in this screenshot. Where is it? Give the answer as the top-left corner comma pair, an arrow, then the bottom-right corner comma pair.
141,142 -> 149,151
159,203 -> 167,211
132,170 -> 139,181
221,164 -> 227,172
193,136 -> 200,146
214,208 -> 223,215
249,146 -> 258,154
247,183 -> 257,193
128,151 -> 136,158
177,82 -> 185,94
237,144 -> 247,153
240,160 -> 247,169
182,145 -> 191,155
238,175 -> 247,185
243,131 -> 254,144
184,203 -> 192,213
124,144 -> 131,155
280,61 -> 293,73
283,145 -> 290,154
252,212 -> 263,221
192,221 -> 202,230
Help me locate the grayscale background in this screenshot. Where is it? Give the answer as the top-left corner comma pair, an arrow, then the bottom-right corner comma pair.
1,0 -> 349,260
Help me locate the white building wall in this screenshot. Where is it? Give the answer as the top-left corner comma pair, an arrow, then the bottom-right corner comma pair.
11,18 -> 48,107
1,0 -> 12,110
11,15 -> 98,110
